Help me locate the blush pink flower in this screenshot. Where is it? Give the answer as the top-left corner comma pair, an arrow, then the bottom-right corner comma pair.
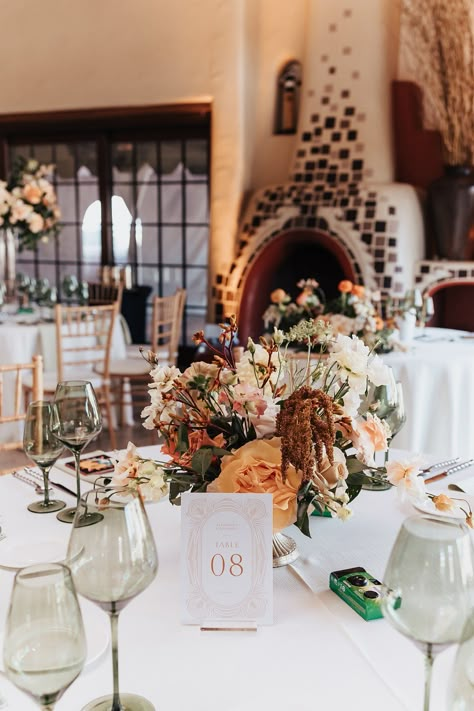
350,413 -> 389,466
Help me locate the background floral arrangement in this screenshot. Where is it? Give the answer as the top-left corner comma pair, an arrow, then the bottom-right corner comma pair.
264,279 -> 396,354
114,317 -> 396,536
0,156 -> 61,250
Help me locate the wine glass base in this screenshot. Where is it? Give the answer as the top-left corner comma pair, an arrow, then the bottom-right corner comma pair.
27,499 -> 66,513
82,693 -> 155,710
56,506 -> 77,523
362,472 -> 392,491
56,507 -> 104,526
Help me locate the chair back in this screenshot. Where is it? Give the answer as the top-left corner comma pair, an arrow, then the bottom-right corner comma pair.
55,303 -> 118,382
0,355 -> 43,451
151,289 -> 186,365
87,282 -> 124,309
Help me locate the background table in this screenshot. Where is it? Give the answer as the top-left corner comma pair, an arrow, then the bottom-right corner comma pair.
1,445 -> 472,710
385,327 -> 474,459
0,313 -> 129,444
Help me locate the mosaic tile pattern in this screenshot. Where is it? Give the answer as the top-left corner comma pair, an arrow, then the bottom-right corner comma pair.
415,260 -> 474,292
212,7 -> 409,322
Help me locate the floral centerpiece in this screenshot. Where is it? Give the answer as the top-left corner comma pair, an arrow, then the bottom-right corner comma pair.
113,317 -> 396,549
263,279 -> 325,333
0,156 -> 61,251
264,279 -> 395,353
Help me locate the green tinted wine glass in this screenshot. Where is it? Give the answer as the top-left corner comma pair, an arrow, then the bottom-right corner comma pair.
51,380 -> 102,524
3,563 -> 87,710
23,401 -> 66,513
382,515 -> 474,711
67,487 -> 158,711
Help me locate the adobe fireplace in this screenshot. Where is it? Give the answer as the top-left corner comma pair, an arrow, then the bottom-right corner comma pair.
211,3 -> 424,340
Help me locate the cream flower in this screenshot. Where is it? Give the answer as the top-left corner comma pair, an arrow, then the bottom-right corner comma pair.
328,313 -> 355,336
387,458 -> 425,500
27,212 -> 44,233
10,199 -> 33,223
208,437 -> 301,532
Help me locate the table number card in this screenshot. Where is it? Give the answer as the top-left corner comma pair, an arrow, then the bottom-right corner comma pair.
181,493 -> 273,626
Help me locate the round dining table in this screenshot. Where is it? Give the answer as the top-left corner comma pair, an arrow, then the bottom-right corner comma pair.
0,444 -> 472,711
384,327 -> 474,460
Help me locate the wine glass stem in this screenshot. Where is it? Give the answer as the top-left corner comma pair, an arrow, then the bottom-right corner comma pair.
73,449 -> 82,501
41,466 -> 51,506
110,610 -> 121,711
384,440 -> 392,465
424,643 -> 434,711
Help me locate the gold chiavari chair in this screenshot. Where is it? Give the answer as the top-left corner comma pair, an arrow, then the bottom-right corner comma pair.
104,289 -> 186,425
87,282 -> 124,310
23,303 -> 118,449
0,355 -> 43,463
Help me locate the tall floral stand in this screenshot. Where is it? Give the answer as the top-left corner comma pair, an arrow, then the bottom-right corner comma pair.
0,228 -> 16,298
272,532 -> 299,567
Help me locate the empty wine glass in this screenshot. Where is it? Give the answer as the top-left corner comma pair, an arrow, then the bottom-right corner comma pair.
67,486 -> 158,711
23,401 -> 66,514
384,381 -> 407,463
51,380 -> 102,524
3,563 -> 87,710
361,367 -> 398,490
382,515 -> 474,711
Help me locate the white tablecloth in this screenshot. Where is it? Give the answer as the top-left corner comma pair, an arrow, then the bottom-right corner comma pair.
0,445 -> 471,711
0,314 -> 127,445
385,327 -> 474,460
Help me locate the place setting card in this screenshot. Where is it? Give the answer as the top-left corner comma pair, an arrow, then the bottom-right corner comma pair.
180,493 -> 273,629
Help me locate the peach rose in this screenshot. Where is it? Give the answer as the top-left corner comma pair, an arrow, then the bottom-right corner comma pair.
351,284 -> 365,298
270,288 -> 288,304
208,437 -> 301,532
338,280 -> 353,293
350,414 -> 389,466
23,183 -> 43,204
313,447 -> 349,492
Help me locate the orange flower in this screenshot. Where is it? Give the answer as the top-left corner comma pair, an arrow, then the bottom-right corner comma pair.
270,288 -> 288,304
296,290 -> 309,306
351,284 -> 365,298
162,430 -> 225,466
338,280 -> 353,293
432,494 -> 455,512
374,315 -> 385,331
208,437 -> 301,532
23,183 -> 43,204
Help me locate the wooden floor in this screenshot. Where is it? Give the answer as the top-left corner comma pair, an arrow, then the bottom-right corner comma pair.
0,421 -> 158,471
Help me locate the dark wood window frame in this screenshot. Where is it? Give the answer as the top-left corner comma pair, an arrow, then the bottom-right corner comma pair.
0,102 -> 211,266
0,103 -> 212,346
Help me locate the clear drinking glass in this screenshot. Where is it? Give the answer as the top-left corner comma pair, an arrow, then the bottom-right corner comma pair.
382,515 -> 474,711
3,563 -> 87,710
23,401 -> 66,514
51,380 -> 102,524
67,487 -> 158,711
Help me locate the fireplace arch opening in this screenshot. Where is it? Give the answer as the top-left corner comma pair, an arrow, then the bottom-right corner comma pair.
237,228 -> 357,342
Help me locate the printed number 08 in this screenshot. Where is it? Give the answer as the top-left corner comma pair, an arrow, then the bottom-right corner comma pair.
210,554 -> 244,577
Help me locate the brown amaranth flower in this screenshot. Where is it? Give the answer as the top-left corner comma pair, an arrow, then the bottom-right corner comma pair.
276,386 -> 336,482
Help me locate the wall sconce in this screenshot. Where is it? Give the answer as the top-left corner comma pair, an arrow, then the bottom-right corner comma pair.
274,60 -> 302,135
